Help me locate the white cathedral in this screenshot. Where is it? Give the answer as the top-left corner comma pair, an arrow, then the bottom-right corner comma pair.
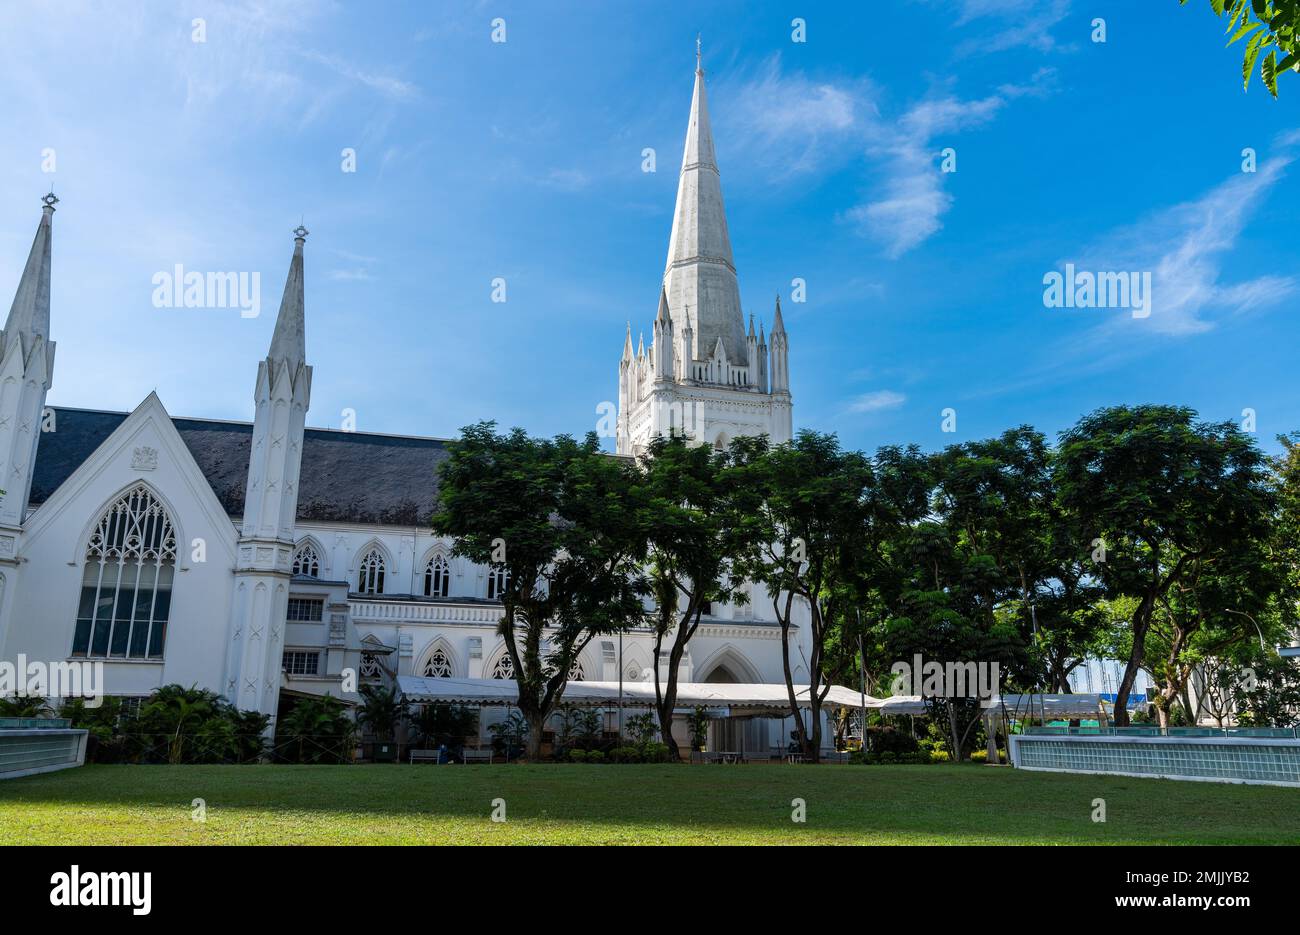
0,53 -> 810,749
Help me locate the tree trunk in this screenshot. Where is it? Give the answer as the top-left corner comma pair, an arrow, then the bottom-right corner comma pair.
654,621 -> 692,762
779,621 -> 807,755
1112,597 -> 1153,726
525,710 -> 545,761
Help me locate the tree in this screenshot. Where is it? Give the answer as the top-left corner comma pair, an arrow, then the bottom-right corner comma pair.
730,431 -> 874,762
1234,650 -> 1300,726
356,684 -> 407,746
276,694 -> 356,764
638,433 -> 749,759
1181,0 -> 1300,97
406,703 -> 478,750
1055,405 -> 1275,725
0,693 -> 53,718
1140,537 -> 1282,727
820,443 -> 933,744
433,422 -> 649,759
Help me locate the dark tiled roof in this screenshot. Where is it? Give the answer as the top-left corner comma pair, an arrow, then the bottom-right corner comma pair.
31,407 -> 449,526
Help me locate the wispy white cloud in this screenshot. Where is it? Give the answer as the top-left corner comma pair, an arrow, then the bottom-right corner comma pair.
967,134 -> 1299,401
299,50 -> 419,101
846,71 -> 1055,258
722,57 -> 1052,256
539,168 -> 591,192
846,389 -> 907,414
952,0 -> 1075,56
1075,145 -> 1297,338
328,268 -> 373,282
723,56 -> 866,175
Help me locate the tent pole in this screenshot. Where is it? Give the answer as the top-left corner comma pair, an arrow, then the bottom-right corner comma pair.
857,616 -> 866,756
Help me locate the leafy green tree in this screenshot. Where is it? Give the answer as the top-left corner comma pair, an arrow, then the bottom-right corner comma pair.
1268,433 -> 1300,616
275,693 -> 356,764
730,431 -> 876,762
1056,405 -> 1275,724
638,433 -> 749,759
0,694 -> 53,718
1181,0 -> 1300,96
433,422 -> 649,759
819,443 -> 933,731
1234,650 -> 1300,726
1138,539 -> 1283,727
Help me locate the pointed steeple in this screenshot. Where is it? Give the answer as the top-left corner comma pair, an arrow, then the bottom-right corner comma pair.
656,286 -> 670,323
637,332 -> 645,359
268,225 -> 307,371
661,38 -> 746,366
769,294 -> 789,394
748,313 -> 756,338
3,193 -> 56,359
622,321 -> 634,362
0,193 -> 58,529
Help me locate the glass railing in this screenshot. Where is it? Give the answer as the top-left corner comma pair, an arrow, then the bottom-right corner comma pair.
1023,725 -> 1300,739
0,717 -> 73,730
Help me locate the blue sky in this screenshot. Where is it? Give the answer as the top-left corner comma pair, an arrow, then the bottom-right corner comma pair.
0,0 -> 1297,455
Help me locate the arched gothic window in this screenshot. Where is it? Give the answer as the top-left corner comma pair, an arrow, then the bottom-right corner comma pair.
424,554 -> 450,598
490,653 -> 514,680
73,484 -> 177,659
486,566 -> 509,601
490,649 -> 582,681
360,652 -> 383,680
292,542 -> 321,578
357,548 -> 386,594
423,647 -> 454,678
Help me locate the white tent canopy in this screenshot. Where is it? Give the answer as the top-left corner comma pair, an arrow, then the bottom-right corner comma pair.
872,693 -> 1105,718
396,677 -> 1103,719
397,676 -> 876,711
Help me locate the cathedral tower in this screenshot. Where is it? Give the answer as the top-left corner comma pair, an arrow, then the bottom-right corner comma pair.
226,226 -> 312,719
617,42 -> 793,456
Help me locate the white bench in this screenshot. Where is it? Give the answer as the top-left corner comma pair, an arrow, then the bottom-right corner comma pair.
461,748 -> 495,764
409,749 -> 444,764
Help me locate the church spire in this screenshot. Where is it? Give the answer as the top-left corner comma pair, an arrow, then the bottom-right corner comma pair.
0,193 -> 58,529
3,193 -> 56,358
268,225 -> 307,370
661,37 -> 746,366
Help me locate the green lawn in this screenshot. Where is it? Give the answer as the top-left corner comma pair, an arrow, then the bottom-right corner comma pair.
1,763 -> 1297,845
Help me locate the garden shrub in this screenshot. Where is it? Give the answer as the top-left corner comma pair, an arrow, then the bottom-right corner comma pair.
639,741 -> 671,763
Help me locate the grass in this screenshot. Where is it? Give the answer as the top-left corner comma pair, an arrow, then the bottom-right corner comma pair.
1,762 -> 1297,845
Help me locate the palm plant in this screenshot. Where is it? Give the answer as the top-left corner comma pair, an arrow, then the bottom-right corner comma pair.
406,702 -> 477,749
0,694 -> 53,718
356,684 -> 406,742
127,684 -> 224,763
276,694 -> 356,763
